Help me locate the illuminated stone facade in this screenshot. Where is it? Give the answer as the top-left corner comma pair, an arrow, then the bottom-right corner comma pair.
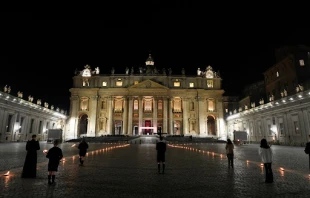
0,90 -> 67,142
66,55 -> 225,140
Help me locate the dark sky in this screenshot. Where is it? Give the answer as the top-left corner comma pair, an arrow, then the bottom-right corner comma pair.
1,12 -> 310,112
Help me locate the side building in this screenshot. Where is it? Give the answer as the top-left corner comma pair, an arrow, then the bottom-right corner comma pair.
225,45 -> 310,145
65,54 -> 226,140
0,89 -> 67,142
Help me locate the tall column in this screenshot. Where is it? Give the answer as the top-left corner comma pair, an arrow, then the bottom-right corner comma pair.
153,97 -> 158,134
108,97 -> 114,135
198,96 -> 205,136
163,97 -> 168,133
69,95 -> 79,139
302,109 -> 310,140
127,97 -> 133,135
89,95 -> 98,137
182,98 -> 189,135
169,97 -> 173,135
139,97 -> 143,135
122,97 -> 128,135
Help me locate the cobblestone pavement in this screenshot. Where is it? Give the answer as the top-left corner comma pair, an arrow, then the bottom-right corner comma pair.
0,142 -> 310,197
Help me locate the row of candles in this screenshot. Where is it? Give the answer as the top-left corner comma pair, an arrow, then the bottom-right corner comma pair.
169,143 -> 310,178
2,143 -> 130,177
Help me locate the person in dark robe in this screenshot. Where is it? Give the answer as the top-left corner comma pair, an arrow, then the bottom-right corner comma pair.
21,134 -> 40,178
78,138 -> 89,166
46,139 -> 63,185
156,136 -> 167,174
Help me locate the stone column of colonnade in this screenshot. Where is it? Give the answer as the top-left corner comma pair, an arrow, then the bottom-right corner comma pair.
69,96 -> 79,139
153,97 -> 157,134
182,98 -> 189,136
198,97 -> 205,135
127,97 -> 133,135
89,96 -> 98,137
122,97 -> 128,135
163,97 -> 168,134
138,97 -> 143,135
108,97 -> 114,135
169,97 -> 173,135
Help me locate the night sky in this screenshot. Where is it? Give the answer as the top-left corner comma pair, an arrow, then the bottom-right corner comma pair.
1,12 -> 310,112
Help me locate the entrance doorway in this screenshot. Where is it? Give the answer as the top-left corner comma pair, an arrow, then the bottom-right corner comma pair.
145,120 -> 151,134
79,114 -> 88,137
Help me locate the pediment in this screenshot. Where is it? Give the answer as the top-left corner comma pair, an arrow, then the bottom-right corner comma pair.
128,80 -> 169,89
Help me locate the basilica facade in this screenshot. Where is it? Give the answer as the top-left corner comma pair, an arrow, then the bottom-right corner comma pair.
65,55 -> 225,140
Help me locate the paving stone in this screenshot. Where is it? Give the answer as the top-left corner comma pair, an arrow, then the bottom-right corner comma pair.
0,142 -> 310,197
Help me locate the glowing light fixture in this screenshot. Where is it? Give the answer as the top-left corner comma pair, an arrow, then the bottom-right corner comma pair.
4,171 -> 10,176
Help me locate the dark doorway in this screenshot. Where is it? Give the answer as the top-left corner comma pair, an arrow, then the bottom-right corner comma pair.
79,114 -> 88,137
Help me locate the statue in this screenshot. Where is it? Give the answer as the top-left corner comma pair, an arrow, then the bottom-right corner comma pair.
197,68 -> 201,76
299,84 -> 304,91
51,105 -> 54,110
7,86 -> 11,93
162,68 -> 166,75
238,107 -> 242,112
125,67 -> 129,75
37,99 -> 41,105
233,109 -> 237,114
56,107 -> 60,112
284,89 -> 287,96
130,67 -> 134,75
28,95 -> 32,102
281,91 -> 284,97
61,110 -> 64,114
139,67 -> 143,74
95,67 -> 100,74
296,86 -> 300,93
44,102 -> 49,108
111,67 -> 115,75
168,68 -> 172,75
17,91 -> 23,98
244,105 -> 248,110
181,68 -> 185,75
4,85 -> 7,92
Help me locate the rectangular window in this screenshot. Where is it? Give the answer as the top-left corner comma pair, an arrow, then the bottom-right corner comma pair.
7,114 -> 13,132
207,80 -> 213,88
158,100 -> 163,110
134,100 -> 138,110
102,82 -> 107,86
189,82 -> 194,88
299,59 -> 305,66
116,81 -> 122,86
174,82 -> 180,87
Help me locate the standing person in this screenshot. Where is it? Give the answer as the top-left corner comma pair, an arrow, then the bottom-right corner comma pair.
156,136 -> 167,174
225,139 -> 234,168
78,138 -> 89,166
21,134 -> 40,178
259,138 -> 273,183
46,139 -> 63,185
304,135 -> 310,171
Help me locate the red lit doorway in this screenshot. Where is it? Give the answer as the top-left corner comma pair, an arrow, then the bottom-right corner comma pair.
145,120 -> 151,134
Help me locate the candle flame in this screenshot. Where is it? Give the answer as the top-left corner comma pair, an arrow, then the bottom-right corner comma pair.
4,171 -> 9,176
